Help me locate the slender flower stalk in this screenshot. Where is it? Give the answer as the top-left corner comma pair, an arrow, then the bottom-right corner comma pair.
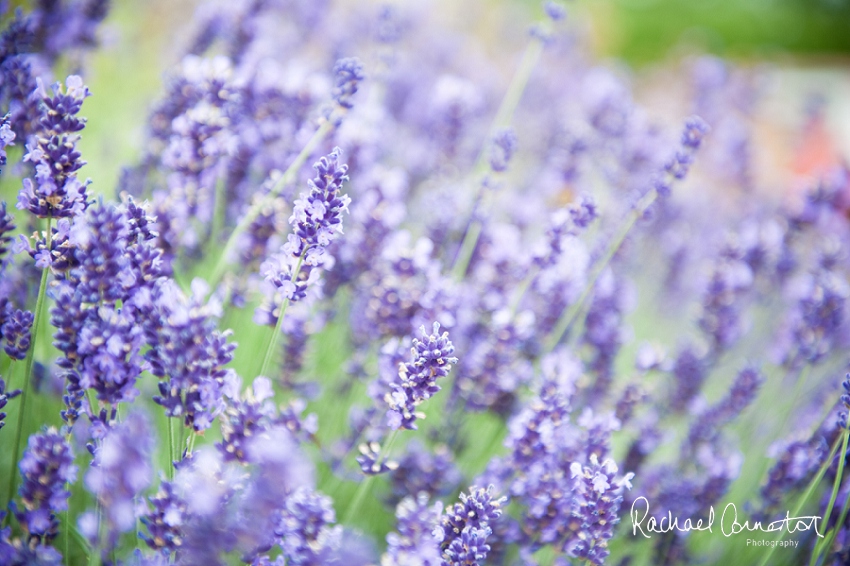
4,217 -> 51,523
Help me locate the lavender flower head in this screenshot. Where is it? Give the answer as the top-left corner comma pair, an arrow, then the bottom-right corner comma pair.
490,127 -> 518,172
436,486 -> 505,566
383,493 -> 443,566
17,75 -> 91,219
385,322 -> 458,430
287,147 -> 351,263
332,57 -> 365,110
14,428 -> 77,544
0,376 -> 21,431
82,412 -> 153,551
2,308 -> 33,360
259,148 -> 351,314
566,455 -> 633,565
0,113 -> 15,170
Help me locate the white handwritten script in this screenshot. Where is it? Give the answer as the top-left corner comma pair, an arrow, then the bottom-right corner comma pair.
630,497 -> 824,539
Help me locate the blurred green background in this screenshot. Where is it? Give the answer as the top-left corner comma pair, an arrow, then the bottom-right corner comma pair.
573,0 -> 850,64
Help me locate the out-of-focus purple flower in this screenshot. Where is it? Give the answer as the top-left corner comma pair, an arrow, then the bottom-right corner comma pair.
669,345 -> 707,413
760,434 -> 827,514
489,127 -> 517,172
544,1 -> 567,21
275,487 -> 342,565
332,57 -> 365,110
532,196 -> 598,270
383,493 -> 442,566
140,480 -> 187,555
0,113 -> 15,170
1,308 -> 33,360
840,373 -> 850,430
83,412 -> 153,553
146,279 -> 235,432
0,201 -> 15,264
390,440 -> 461,504
385,322 -> 458,430
219,376 -> 317,463
356,440 -> 399,476
0,376 -> 21,431
653,116 -> 709,198
698,257 -> 753,353
17,76 -> 91,219
13,428 -> 77,544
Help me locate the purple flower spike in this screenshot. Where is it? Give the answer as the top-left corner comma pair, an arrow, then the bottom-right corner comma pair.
383,493 -> 442,565
276,488 -> 342,565
17,76 -> 91,219
0,202 -> 15,262
14,428 -> 77,544
437,486 -> 504,565
140,480 -> 187,554
332,57 -> 365,110
2,308 -> 33,360
565,455 -> 633,565
490,127 -> 518,172
385,322 -> 458,430
84,412 -> 153,554
444,526 -> 492,566
0,113 -> 14,171
288,147 -> 351,261
0,376 -> 22,431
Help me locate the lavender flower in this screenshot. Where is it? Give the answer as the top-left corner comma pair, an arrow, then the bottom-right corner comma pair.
140,480 -> 188,554
257,148 -> 351,320
83,412 -> 153,553
489,127 -> 518,172
2,308 -> 33,360
276,488 -> 342,565
390,440 -> 461,504
332,57 -> 365,110
653,115 -> 709,197
0,376 -> 21,431
17,76 -> 91,219
13,428 -> 77,544
219,376 -> 317,463
0,113 -> 14,170
566,455 -> 633,565
383,493 -> 442,566
436,486 -> 504,565
0,202 -> 15,265
385,322 -> 458,430
146,279 -> 235,432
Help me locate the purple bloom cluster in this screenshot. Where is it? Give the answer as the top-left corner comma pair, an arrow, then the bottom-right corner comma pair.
435,486 -> 505,565
385,322 -> 458,430
4,1 -> 850,565
83,412 -> 153,554
12,428 -> 76,546
17,76 -> 90,219
257,148 -> 351,321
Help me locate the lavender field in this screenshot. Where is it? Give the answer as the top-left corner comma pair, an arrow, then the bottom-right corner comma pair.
1,0 -> 850,565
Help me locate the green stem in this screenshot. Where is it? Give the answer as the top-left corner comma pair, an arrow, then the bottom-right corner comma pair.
450,35 -> 546,281
3,218 -> 52,520
343,430 -> 399,524
542,189 -> 657,354
757,433 -> 841,566
167,416 -> 175,481
808,427 -> 849,566
207,120 -> 333,289
258,252 -> 306,380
